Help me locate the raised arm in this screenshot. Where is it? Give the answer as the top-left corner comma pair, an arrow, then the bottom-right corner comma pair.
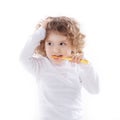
20,18 -> 53,75
20,27 -> 46,75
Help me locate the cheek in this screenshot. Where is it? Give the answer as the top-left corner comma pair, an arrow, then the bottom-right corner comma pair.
45,46 -> 52,56
67,50 -> 72,55
45,44 -> 49,52
63,47 -> 72,55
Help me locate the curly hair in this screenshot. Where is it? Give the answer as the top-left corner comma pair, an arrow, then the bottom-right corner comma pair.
34,16 -> 85,56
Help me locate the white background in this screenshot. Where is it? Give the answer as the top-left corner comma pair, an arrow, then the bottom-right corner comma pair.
0,0 -> 120,120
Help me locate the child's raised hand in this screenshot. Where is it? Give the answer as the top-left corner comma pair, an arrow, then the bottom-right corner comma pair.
70,53 -> 84,64
41,18 -> 53,28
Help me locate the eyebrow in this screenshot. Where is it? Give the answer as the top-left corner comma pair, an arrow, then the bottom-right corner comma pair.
46,40 -> 52,42
46,39 -> 69,43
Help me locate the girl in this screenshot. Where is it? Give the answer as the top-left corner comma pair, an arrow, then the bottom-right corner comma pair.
20,16 -> 99,120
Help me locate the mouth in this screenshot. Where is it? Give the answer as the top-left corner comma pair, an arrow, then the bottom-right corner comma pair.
51,55 -> 63,59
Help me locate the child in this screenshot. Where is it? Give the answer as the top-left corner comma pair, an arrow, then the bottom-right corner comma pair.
20,16 -> 99,120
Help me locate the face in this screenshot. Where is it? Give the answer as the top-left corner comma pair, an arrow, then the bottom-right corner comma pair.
45,31 -> 73,64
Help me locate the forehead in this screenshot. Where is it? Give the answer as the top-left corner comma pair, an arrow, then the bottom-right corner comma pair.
46,31 -> 69,42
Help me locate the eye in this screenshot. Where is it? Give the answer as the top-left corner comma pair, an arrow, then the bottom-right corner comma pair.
47,42 -> 53,46
59,42 -> 66,46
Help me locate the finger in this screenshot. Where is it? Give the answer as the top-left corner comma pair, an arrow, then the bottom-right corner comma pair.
71,55 -> 79,63
71,54 -> 83,63
76,55 -> 82,64
70,55 -> 75,62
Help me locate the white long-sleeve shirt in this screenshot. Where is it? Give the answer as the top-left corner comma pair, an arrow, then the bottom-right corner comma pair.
20,27 -> 99,120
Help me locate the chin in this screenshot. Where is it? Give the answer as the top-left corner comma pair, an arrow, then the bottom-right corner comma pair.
52,59 -> 64,65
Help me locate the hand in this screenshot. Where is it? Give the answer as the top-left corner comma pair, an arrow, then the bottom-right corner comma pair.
41,17 -> 53,28
70,53 -> 84,64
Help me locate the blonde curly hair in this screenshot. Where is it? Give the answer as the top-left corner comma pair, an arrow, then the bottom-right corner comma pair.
35,16 -> 85,56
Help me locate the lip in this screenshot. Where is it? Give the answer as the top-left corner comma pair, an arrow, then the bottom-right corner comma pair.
52,55 -> 63,57
51,55 -> 63,60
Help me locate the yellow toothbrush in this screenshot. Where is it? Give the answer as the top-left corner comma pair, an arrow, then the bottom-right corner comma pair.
51,55 -> 89,64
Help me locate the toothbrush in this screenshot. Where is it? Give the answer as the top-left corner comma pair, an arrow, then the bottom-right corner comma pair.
51,55 -> 89,64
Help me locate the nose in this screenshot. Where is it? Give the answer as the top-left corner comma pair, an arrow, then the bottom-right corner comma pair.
53,45 -> 61,53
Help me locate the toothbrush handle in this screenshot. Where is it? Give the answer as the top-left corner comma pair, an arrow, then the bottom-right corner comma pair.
51,56 -> 89,64
62,57 -> 89,64
80,59 -> 89,64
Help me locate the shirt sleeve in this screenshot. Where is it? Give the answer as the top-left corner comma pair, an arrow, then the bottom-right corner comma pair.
79,63 -> 99,94
20,27 -> 46,75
